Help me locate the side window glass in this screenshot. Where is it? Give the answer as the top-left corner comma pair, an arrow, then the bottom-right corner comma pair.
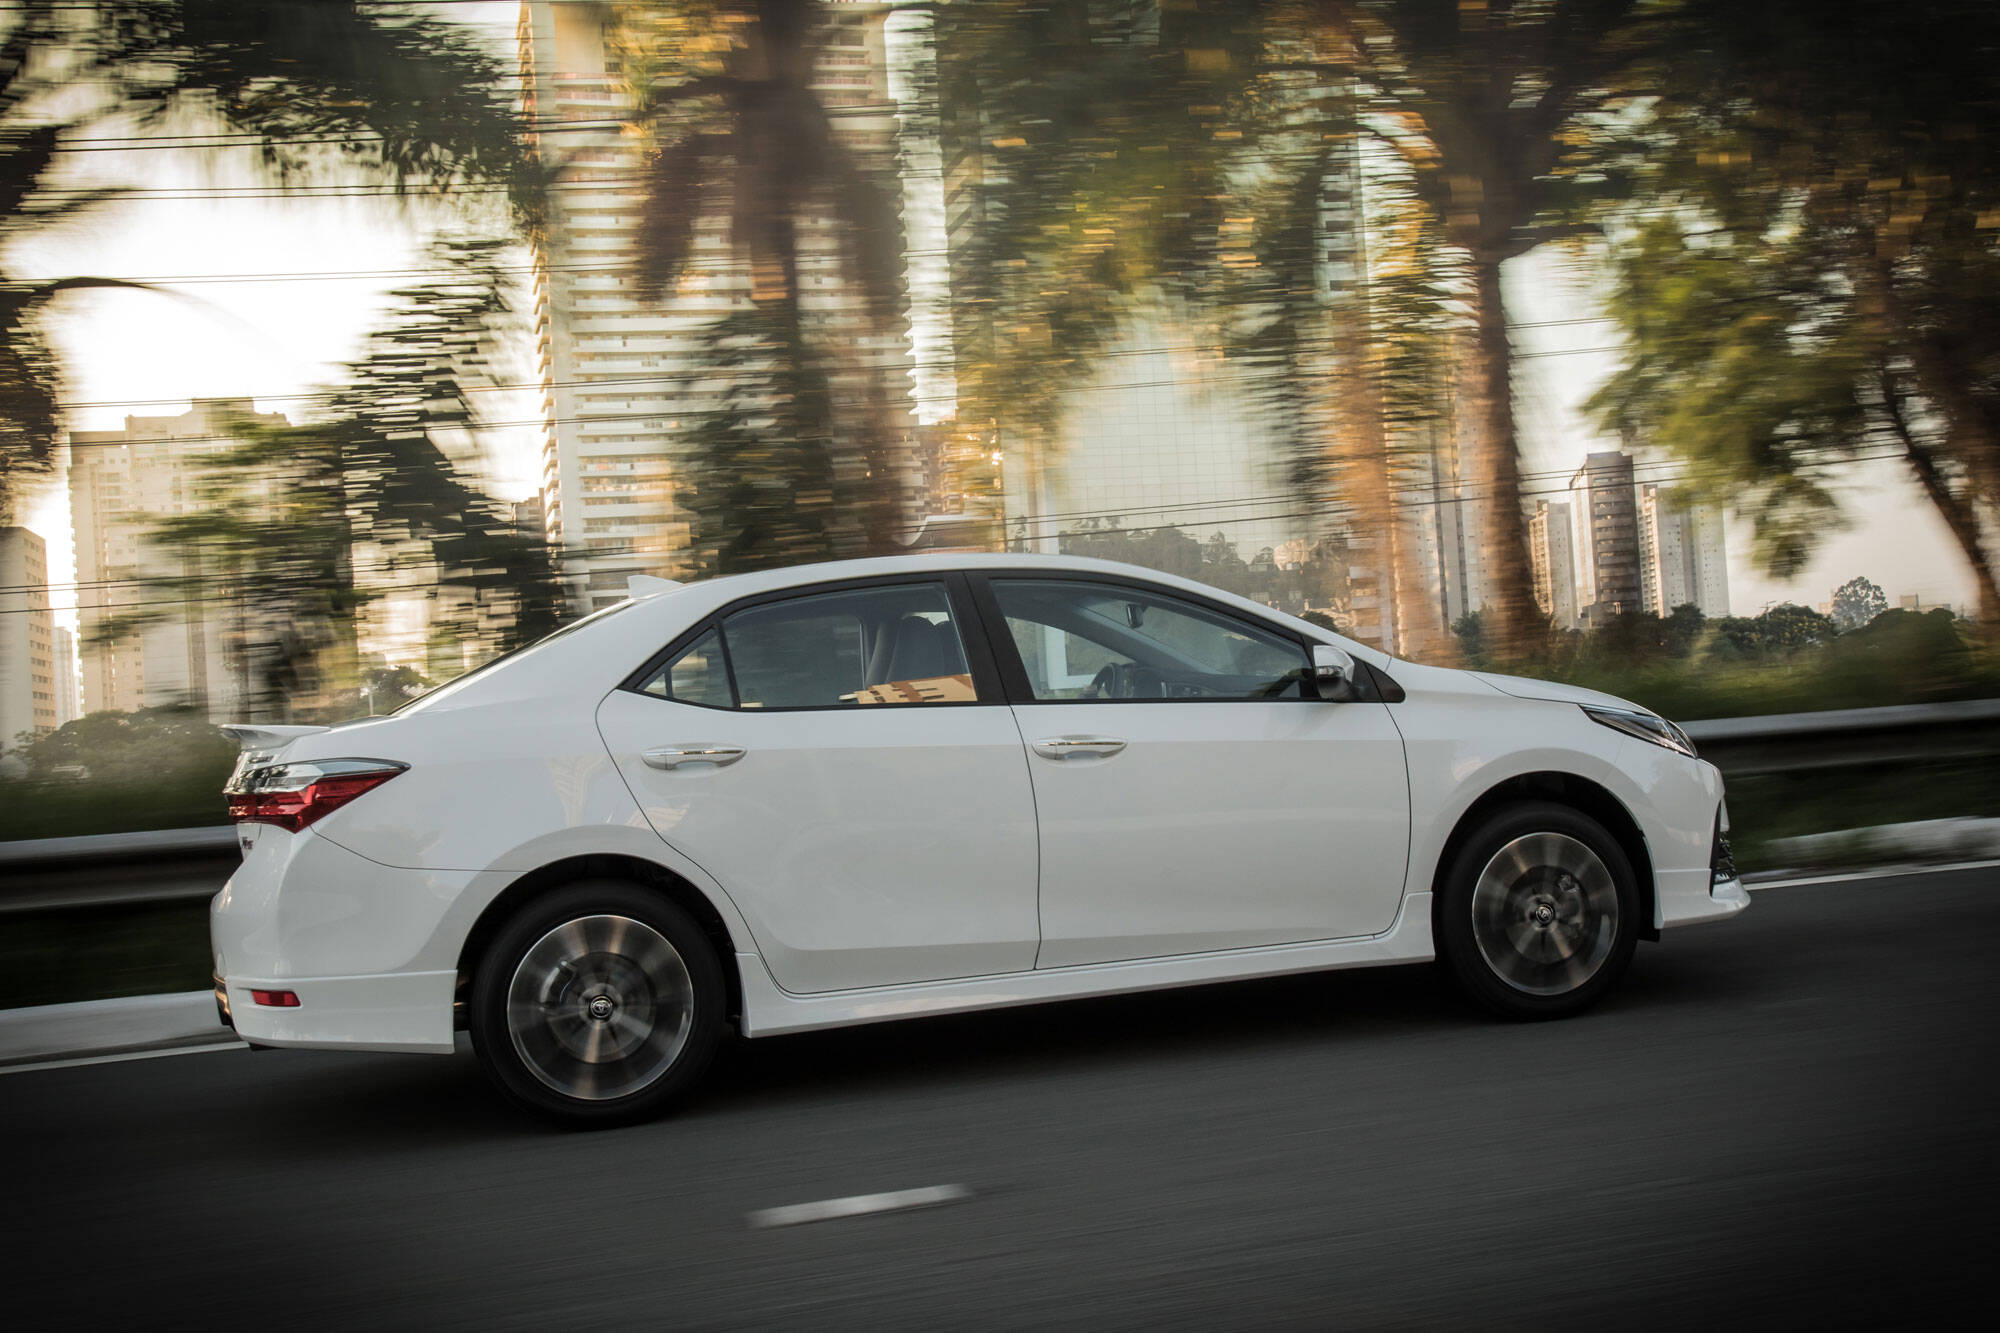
723,583 -> 977,708
637,626 -> 733,708
992,579 -> 1309,701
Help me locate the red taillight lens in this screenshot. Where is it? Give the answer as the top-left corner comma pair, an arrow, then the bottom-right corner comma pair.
227,760 -> 406,833
250,989 -> 300,1008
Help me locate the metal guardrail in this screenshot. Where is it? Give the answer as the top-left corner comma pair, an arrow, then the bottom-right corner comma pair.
0,826 -> 238,914
1680,697 -> 2000,776
4,699 -> 1998,913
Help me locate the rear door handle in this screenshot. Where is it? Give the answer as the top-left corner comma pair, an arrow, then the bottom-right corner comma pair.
643,744 -> 746,770
1031,736 -> 1127,760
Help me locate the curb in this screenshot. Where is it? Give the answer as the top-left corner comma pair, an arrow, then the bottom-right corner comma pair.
1762,817 -> 2000,870
0,990 -> 239,1070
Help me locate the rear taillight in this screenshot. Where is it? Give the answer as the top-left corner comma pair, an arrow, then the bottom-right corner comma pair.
226,759 -> 407,833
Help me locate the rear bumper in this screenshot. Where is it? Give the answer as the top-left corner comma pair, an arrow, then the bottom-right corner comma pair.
212,969 -> 456,1054
209,826 -> 484,1054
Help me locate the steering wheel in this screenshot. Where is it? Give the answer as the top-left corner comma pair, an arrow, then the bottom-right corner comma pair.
1087,662 -> 1162,699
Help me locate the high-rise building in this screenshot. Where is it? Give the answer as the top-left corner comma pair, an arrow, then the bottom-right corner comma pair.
1528,499 -> 1579,629
51,625 -> 79,726
0,526 -> 58,750
1567,451 -> 1642,626
1637,482 -> 1731,617
68,400 -> 291,717
521,1 -> 923,612
1405,377 -> 1492,635
1001,321 -> 1293,559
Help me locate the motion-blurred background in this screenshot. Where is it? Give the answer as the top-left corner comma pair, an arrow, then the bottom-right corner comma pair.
3,0 -> 1998,881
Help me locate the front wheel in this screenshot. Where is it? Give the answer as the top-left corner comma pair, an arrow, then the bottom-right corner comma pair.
1435,802 -> 1640,1020
470,881 -> 726,1126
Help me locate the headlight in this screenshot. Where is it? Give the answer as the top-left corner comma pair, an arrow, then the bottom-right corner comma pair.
1582,704 -> 1697,758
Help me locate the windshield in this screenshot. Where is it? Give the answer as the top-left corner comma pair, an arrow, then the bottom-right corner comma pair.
392,599 -> 642,717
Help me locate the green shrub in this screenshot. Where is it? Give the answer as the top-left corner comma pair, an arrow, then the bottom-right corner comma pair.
1,708 -> 234,840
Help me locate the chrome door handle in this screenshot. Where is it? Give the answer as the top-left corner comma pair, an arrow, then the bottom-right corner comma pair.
1032,736 -> 1127,760
643,744 -> 746,770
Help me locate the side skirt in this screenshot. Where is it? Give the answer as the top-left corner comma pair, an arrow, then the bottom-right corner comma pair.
737,893 -> 1435,1039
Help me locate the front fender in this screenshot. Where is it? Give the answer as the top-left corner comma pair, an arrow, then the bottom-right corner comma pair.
1388,681 -> 1718,927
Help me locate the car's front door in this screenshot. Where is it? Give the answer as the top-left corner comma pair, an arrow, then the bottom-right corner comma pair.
597,576 -> 1041,994
975,575 -> 1410,969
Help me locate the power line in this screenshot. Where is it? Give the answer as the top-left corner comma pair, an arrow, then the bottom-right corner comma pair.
46,325 -> 1621,417
0,491 -> 1321,598
46,120 -> 637,155
5,444 -> 1921,605
6,246 -> 955,290
35,96 -> 912,155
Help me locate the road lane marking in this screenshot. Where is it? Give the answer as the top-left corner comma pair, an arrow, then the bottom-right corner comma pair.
0,1040 -> 246,1076
749,1183 -> 972,1229
1747,858 -> 2000,890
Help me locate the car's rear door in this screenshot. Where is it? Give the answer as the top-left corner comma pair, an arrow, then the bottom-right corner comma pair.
972,573 -> 1410,969
596,574 -> 1041,994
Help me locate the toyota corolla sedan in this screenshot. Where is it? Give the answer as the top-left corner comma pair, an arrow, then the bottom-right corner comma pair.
211,553 -> 1746,1124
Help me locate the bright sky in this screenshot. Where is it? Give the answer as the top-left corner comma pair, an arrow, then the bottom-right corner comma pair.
16,3 -> 534,633
10,3 -> 1977,635
1507,249 -> 1973,615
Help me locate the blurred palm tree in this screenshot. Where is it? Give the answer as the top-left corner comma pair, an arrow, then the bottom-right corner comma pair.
104,241 -> 566,721
1316,0 -> 1671,659
1206,13 -> 1458,659
0,0 -> 539,520
939,1 -> 1459,655
1589,0 -> 2000,631
616,0 -> 908,572
935,0 -> 1263,519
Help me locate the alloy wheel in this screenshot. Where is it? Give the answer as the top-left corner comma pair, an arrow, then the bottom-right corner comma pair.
1469,832 -> 1621,997
504,914 -> 695,1101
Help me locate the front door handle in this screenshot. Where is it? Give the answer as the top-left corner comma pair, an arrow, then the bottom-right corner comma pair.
1032,735 -> 1127,760
643,744 -> 746,770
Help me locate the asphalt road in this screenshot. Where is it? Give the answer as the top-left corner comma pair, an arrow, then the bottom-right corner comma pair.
7,870 -> 1997,1330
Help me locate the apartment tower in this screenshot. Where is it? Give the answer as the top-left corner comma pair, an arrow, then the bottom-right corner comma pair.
521,1 -> 923,612
1567,451 -> 1642,626
68,400 -> 290,717
1637,482 -> 1731,617
1528,499 -> 1579,630
0,526 -> 57,750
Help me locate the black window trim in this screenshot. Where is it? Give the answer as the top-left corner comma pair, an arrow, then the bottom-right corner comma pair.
645,622 -> 739,710
964,569 -> 1382,706
618,571 -> 1006,712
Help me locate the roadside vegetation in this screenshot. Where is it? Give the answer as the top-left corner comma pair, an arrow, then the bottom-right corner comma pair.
1450,603 -> 2000,721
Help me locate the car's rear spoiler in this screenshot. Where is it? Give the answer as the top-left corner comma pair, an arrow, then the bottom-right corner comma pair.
219,723 -> 329,752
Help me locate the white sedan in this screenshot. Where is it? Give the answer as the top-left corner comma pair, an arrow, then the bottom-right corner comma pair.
212,554 -> 1746,1124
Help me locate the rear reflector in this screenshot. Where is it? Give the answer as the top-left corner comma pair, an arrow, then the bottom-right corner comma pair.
250,990 -> 300,1008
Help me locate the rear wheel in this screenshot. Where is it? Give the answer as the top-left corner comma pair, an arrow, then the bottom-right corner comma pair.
1435,801 -> 1640,1020
470,880 -> 726,1126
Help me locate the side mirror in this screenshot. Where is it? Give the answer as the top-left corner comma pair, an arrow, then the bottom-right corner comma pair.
1311,644 -> 1356,697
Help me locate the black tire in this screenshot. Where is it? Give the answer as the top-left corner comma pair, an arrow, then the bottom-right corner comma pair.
1434,801 -> 1640,1020
470,880 -> 727,1126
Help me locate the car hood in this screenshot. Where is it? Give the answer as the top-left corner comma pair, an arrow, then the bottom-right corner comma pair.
1469,671 -> 1649,714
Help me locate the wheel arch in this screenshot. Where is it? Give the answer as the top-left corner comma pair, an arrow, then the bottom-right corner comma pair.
454,854 -> 746,1029
1428,771 -> 1660,942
